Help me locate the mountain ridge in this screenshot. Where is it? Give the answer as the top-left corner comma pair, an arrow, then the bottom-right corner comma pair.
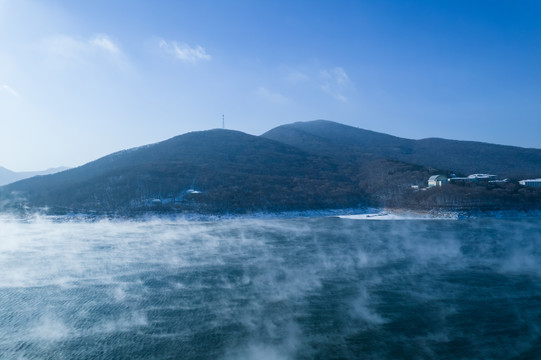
0,166 -> 69,187
262,120 -> 541,178
0,128 -> 371,214
1,120 -> 540,215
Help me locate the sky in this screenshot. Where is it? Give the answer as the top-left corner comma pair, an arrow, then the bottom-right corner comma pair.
1,0 -> 540,171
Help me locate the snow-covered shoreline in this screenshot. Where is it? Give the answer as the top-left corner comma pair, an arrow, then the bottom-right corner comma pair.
337,210 -> 459,220
2,207 -> 541,223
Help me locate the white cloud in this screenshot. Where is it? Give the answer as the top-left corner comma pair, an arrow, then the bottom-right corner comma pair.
333,93 -> 348,103
42,34 -> 124,62
320,67 -> 350,85
0,84 -> 19,97
280,65 -> 353,102
256,86 -> 289,104
159,39 -> 211,63
284,70 -> 310,84
91,34 -> 120,55
319,67 -> 351,102
38,33 -> 131,74
42,35 -> 86,59
332,67 -> 350,84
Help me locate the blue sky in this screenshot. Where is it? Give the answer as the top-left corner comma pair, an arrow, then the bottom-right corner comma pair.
0,0 -> 540,171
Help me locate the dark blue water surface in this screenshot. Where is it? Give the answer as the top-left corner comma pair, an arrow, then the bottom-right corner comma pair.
0,216 -> 540,359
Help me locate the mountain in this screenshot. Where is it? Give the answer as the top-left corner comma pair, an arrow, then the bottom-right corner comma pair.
0,166 -> 69,186
0,129 -> 371,214
262,120 -> 541,178
1,121 -> 540,216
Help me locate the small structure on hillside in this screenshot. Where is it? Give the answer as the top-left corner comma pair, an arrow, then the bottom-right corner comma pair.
467,174 -> 497,181
519,178 -> 541,188
489,179 -> 509,183
174,188 -> 204,203
428,175 -> 448,187
449,173 -> 498,183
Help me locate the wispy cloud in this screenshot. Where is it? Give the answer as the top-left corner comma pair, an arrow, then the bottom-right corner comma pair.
284,70 -> 310,84
0,84 -> 19,97
159,40 -> 211,63
91,34 -> 120,55
42,34 -> 125,64
281,65 -> 353,103
256,86 -> 289,104
321,67 -> 349,85
319,67 -> 351,102
43,35 -> 85,59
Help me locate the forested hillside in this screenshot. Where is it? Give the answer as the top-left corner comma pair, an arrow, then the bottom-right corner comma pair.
1,121 -> 540,215
263,120 -> 541,178
0,129 -> 371,214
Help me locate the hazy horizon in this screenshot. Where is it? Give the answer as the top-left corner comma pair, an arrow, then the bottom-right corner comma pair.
3,119 -> 541,173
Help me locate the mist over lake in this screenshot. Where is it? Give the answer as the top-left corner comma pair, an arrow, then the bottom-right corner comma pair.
1,215 -> 540,359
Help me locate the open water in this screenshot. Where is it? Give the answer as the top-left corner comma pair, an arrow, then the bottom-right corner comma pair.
0,215 -> 540,359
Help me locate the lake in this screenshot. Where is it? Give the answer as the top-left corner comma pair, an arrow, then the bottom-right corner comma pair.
1,215 -> 540,359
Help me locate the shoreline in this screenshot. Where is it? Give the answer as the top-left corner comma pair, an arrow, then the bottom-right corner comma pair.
2,207 -> 541,223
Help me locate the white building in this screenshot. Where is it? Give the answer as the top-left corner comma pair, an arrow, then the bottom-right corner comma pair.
519,179 -> 541,188
467,174 -> 497,181
449,174 -> 498,183
428,175 -> 448,187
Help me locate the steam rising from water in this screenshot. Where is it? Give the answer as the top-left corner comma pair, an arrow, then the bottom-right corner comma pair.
0,215 -> 540,359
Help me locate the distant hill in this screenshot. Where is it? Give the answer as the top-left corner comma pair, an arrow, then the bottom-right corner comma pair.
0,129 -> 371,214
262,120 -> 541,179
0,166 -> 69,186
1,121 -> 540,215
